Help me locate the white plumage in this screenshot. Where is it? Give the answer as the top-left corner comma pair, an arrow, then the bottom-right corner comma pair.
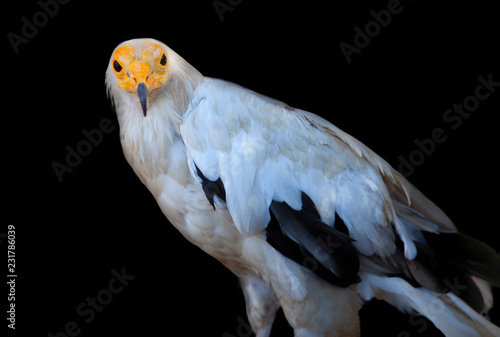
106,38 -> 500,336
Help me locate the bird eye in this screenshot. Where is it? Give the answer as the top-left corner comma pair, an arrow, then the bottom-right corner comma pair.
113,60 -> 123,72
160,53 -> 167,66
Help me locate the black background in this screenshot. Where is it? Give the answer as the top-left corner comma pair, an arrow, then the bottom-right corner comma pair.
4,0 -> 500,336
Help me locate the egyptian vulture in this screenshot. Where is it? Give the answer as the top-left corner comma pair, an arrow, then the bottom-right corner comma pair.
105,38 -> 500,336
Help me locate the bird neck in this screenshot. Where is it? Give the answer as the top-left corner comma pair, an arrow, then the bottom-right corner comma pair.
113,71 -> 203,187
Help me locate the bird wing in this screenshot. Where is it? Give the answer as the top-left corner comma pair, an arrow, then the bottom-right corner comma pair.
180,78 -> 456,272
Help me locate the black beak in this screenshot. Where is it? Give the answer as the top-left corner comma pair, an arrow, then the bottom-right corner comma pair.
137,82 -> 149,117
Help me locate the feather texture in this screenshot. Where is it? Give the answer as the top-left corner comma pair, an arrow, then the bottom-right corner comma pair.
268,192 -> 360,287
106,39 -> 500,337
181,78 -> 451,259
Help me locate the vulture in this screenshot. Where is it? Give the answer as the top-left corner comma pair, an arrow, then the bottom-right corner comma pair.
105,38 -> 500,336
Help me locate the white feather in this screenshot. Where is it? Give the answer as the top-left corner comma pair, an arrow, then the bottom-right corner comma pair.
358,273 -> 500,337
182,78 -> 403,258
106,39 -> 497,337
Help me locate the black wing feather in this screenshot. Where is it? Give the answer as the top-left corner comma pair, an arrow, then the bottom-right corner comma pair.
268,192 -> 360,287
195,164 -> 226,210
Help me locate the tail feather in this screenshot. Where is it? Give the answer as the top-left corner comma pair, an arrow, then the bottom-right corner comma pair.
444,293 -> 500,337
358,273 -> 500,337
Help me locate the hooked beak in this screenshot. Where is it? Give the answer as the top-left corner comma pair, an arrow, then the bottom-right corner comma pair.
137,82 -> 149,117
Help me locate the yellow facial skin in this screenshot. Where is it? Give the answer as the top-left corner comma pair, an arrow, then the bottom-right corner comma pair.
111,41 -> 170,94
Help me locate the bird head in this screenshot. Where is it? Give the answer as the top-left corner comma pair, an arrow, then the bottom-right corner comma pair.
107,39 -> 171,116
